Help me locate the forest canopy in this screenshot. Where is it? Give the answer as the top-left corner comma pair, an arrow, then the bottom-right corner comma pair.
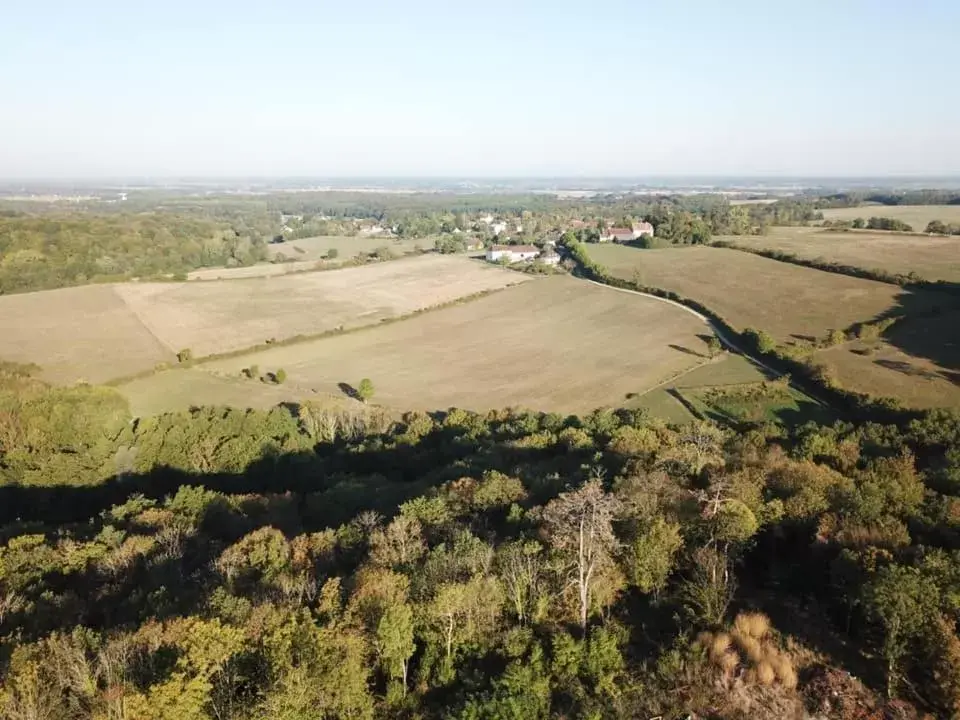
2,362 -> 960,718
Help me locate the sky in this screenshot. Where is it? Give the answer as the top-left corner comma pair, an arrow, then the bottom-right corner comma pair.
1,0 -> 957,178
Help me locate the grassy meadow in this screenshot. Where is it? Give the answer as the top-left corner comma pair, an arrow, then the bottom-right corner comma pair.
820,204 -> 960,230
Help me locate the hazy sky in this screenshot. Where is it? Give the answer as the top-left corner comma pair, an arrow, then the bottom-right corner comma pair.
1,0 -> 957,178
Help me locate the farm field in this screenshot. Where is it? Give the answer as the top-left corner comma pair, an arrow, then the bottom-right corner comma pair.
812,308 -> 960,409
198,276 -> 714,414
117,367 -> 353,417
0,255 -> 527,385
821,205 -> 960,230
725,227 -> 960,283
267,235 -> 427,262
114,254 -> 528,359
588,244 -> 914,342
186,236 -> 429,280
0,284 -> 172,384
187,259 -> 321,280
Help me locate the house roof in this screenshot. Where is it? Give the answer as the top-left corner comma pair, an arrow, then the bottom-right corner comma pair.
490,244 -> 539,253
608,227 -> 633,234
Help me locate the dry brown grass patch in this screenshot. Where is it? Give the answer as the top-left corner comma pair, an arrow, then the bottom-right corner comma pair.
733,611 -> 771,640
755,660 -> 776,686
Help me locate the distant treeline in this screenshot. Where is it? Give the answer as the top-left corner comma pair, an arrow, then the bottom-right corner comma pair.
0,214 -> 268,294
816,189 -> 960,207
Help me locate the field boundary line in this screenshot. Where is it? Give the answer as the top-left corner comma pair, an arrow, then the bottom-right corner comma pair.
108,284 -> 180,356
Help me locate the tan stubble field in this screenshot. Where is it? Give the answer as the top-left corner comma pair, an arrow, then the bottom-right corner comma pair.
194,276 -> 714,414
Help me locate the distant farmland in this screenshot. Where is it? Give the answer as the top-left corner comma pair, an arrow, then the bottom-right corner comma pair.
821,204 -> 960,230
187,236 -> 429,280
267,235 -> 428,262
196,276 -> 713,414
588,244 -> 908,342
114,255 -> 528,358
723,227 -> 960,283
0,255 -> 527,384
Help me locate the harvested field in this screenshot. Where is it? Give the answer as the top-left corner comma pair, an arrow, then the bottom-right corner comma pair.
726,227 -> 960,283
187,260 -> 321,281
821,205 -> 960,230
588,244 -> 916,342
114,254 -> 529,358
199,276 -> 712,414
0,284 -> 172,384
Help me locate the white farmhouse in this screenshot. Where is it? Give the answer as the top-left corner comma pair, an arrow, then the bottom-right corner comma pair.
486,244 -> 540,263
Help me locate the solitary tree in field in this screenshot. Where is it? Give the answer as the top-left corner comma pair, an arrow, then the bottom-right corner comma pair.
326,248 -> 339,260
357,378 -> 375,403
177,348 -> 193,364
705,335 -> 722,358
275,368 -> 287,384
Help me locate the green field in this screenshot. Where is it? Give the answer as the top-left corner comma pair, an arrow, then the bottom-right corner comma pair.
632,353 -> 827,426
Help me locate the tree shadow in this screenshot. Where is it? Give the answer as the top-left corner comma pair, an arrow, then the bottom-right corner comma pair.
338,382 -> 359,400
862,282 -> 960,373
874,358 -> 942,380
668,344 -> 706,359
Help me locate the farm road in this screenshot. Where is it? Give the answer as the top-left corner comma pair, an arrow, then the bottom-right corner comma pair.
580,277 -> 780,375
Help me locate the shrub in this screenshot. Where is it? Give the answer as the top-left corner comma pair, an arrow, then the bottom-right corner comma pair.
356,378 -> 375,403
176,348 -> 193,363
275,368 -> 287,384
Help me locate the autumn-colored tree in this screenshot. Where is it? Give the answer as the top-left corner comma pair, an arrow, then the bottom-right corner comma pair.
541,477 -> 622,629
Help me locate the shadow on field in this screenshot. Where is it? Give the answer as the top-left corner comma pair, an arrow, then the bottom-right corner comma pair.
338,381 -> 360,400
668,343 -> 706,358
848,281 -> 960,381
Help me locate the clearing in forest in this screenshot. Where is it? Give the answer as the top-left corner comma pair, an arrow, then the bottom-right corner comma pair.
195,276 -> 715,414
725,226 -> 960,283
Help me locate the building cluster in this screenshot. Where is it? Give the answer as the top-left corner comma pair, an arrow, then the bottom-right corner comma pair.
485,244 -> 560,265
